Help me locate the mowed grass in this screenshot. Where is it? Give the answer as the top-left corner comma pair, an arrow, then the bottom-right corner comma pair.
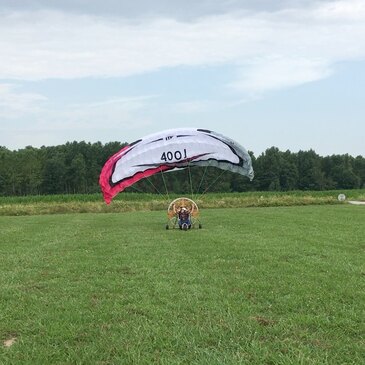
0,205 -> 364,364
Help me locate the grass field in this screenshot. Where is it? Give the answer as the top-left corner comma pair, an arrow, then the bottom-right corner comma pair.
0,204 -> 364,364
1,189 -> 365,216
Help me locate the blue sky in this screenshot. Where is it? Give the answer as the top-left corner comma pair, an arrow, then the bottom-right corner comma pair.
0,0 -> 364,157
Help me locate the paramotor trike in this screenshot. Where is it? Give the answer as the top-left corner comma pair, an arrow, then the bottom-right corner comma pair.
166,197 -> 202,230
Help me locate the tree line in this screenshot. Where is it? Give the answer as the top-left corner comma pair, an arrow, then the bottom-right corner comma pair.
0,141 -> 364,196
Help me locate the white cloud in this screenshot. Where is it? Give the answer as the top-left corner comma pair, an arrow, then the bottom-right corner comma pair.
0,93 -> 155,149
1,1 -> 363,155
0,83 -> 47,118
0,93 -> 154,130
231,56 -> 333,93
0,0 -> 364,95
43,96 -> 156,130
315,0 -> 365,20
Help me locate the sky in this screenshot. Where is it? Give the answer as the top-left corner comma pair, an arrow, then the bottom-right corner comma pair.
0,0 -> 364,157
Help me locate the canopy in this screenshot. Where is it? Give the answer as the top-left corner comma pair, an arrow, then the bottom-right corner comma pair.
99,128 -> 254,204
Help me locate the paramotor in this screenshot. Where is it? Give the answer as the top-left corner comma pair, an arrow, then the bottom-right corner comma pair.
166,197 -> 201,230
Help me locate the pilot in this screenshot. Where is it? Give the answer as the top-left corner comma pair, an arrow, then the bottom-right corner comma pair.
178,206 -> 191,230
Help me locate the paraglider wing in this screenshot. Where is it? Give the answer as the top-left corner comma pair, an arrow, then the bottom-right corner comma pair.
99,128 -> 254,204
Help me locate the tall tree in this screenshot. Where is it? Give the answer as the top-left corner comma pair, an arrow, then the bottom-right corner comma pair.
41,154 -> 66,194
354,156 -> 365,188
297,150 -> 326,190
254,147 -> 282,191
68,153 -> 87,193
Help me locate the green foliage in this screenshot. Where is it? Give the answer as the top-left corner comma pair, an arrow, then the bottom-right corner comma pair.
0,205 -> 364,364
0,142 -> 364,197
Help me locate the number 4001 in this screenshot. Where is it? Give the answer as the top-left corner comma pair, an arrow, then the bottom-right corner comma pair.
160,149 -> 187,161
